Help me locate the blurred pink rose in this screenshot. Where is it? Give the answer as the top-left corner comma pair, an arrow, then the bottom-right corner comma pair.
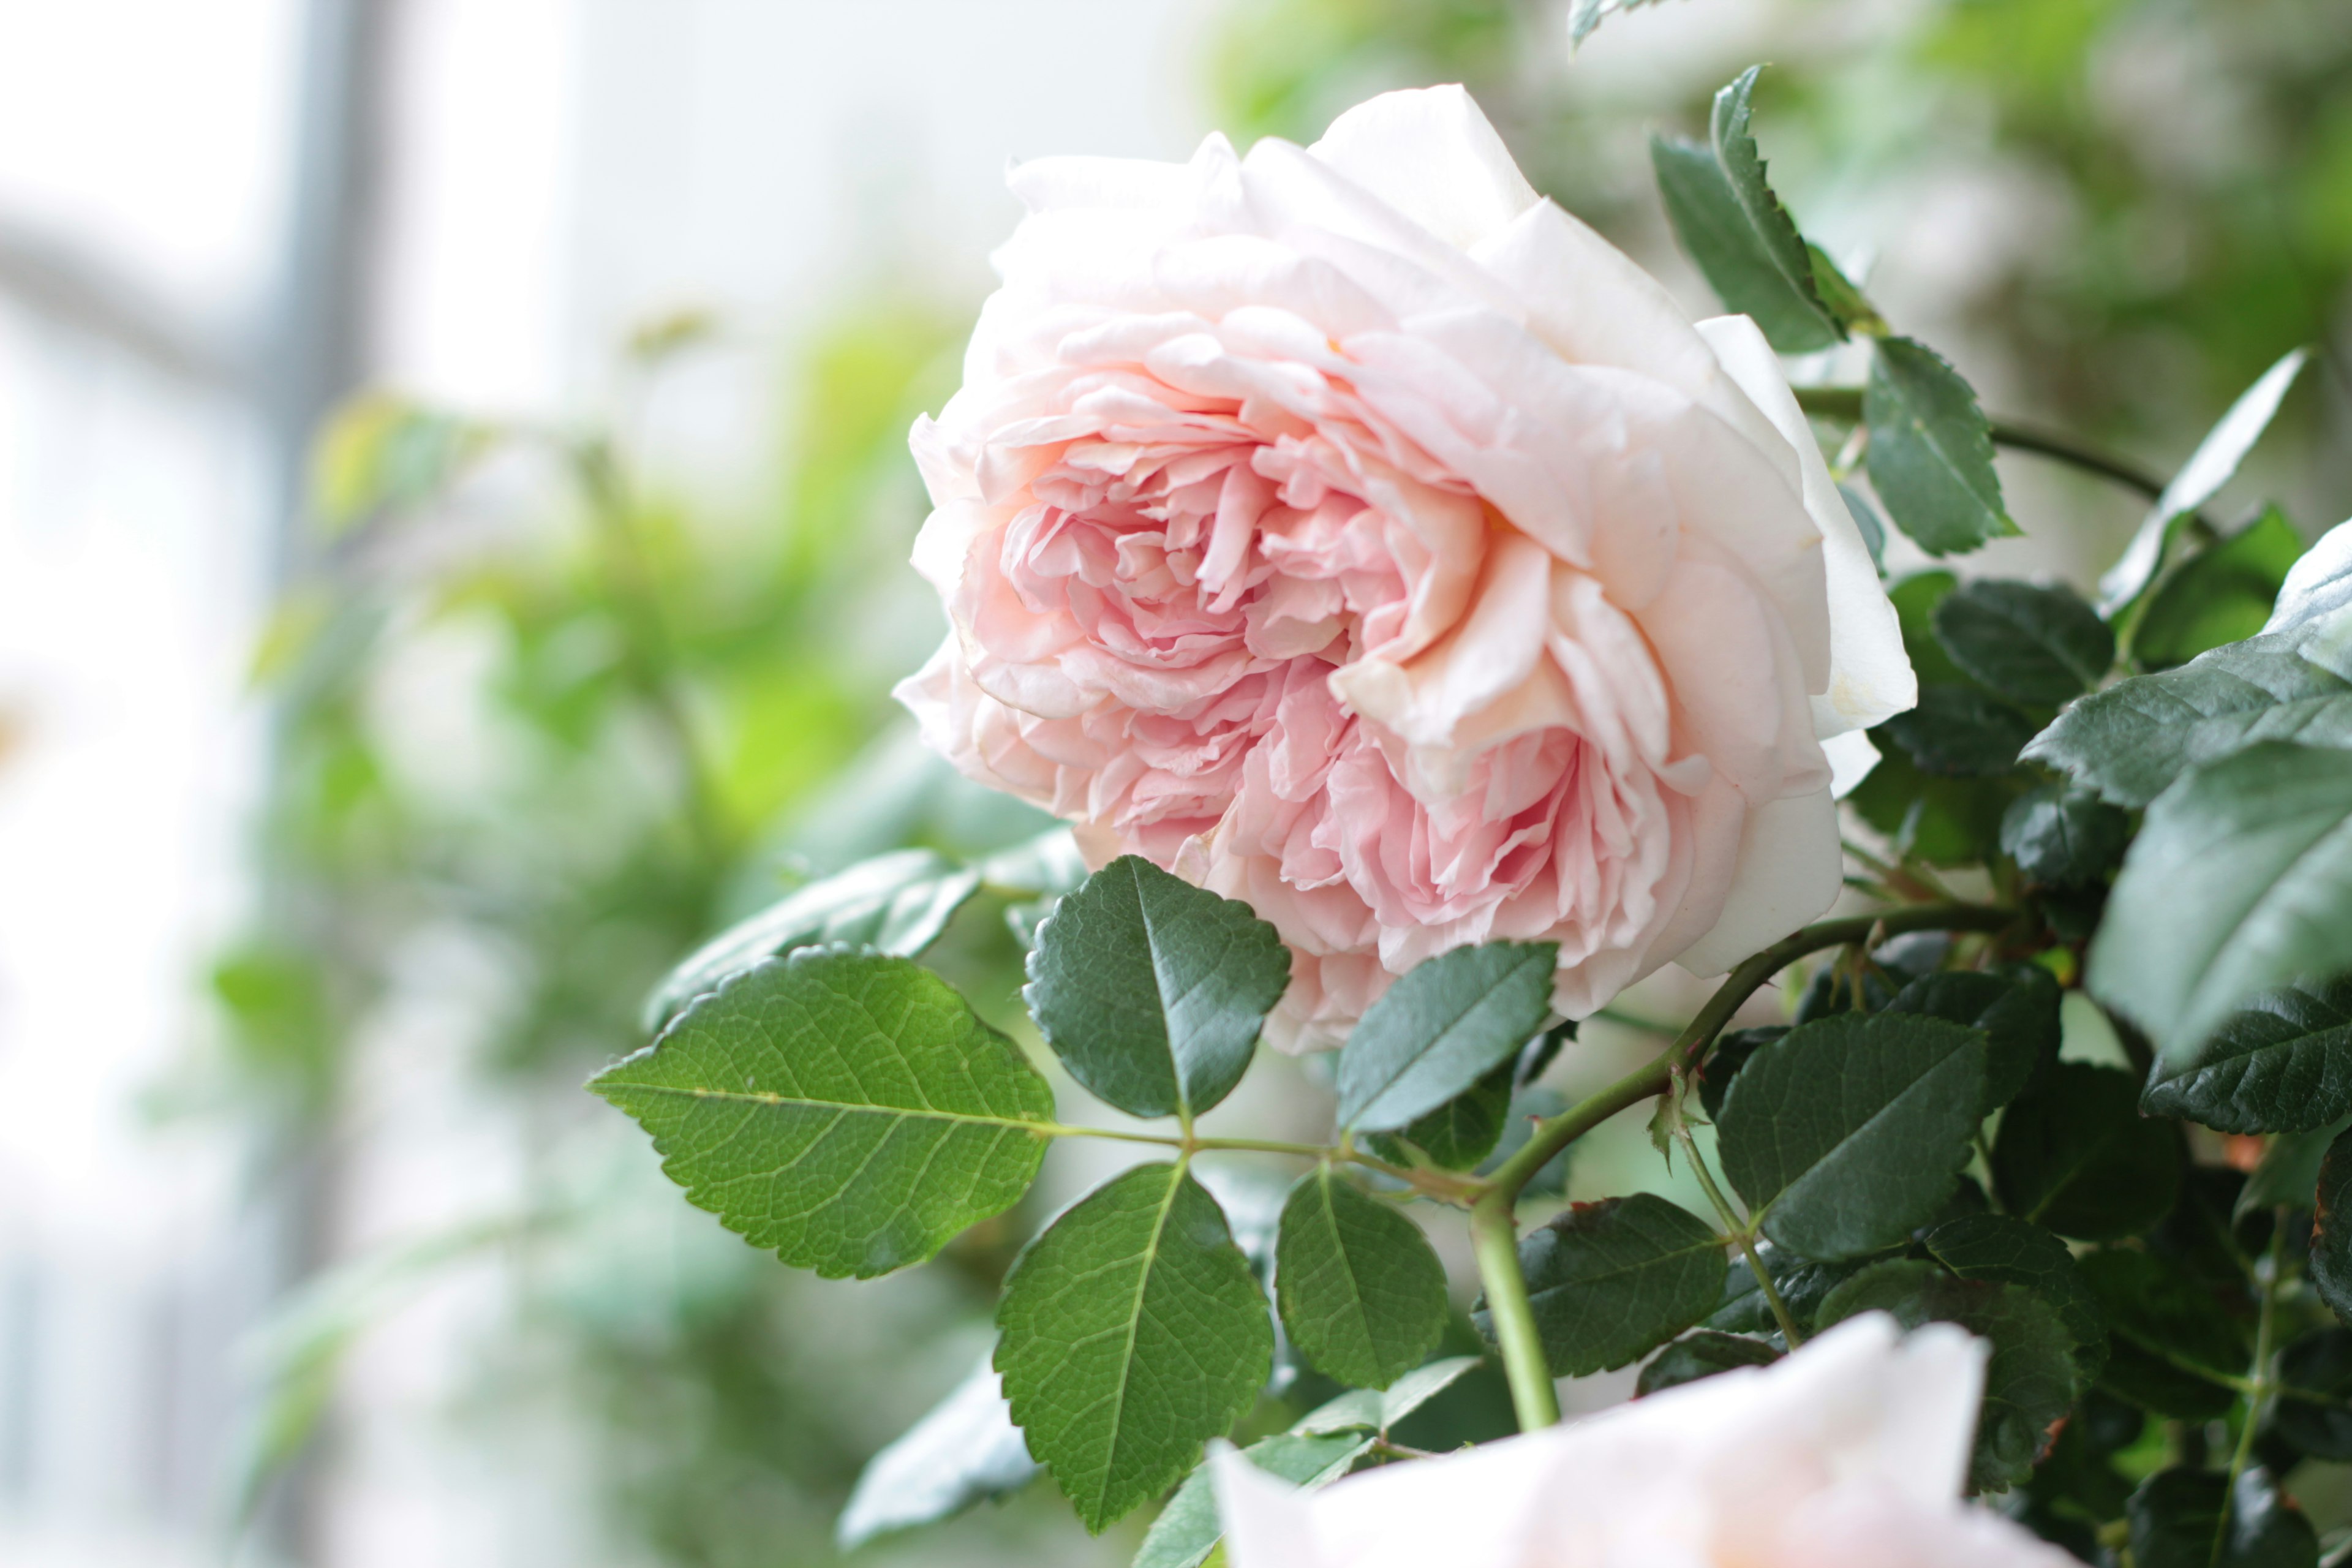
897,86 -> 1912,1048
1215,1314 -> 2076,1568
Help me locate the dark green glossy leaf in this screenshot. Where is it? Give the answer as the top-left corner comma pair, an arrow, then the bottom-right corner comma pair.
1482,1194 -> 1724,1377
1864,336 -> 2018,556
1887,967 -> 2061,1115
1706,1244 -> 1877,1338
2143,978 -> 2352,1133
2078,1250 -> 2245,1420
1363,1059 -> 1512,1171
1696,1027 -> 1783,1122
1335,942 -> 1556,1133
1717,1012 -> 1986,1260
1920,1214 -> 2106,1381
1275,1169 -> 1449,1390
2023,635 -> 2352,810
997,1163 -> 1272,1531
1934,579 -> 2114,706
2127,1468 -> 2318,1568
1133,1431 -> 1371,1568
1648,69 -> 1842,354
2275,1329 -> 2352,1461
1877,684 -> 2037,777
1027,855 -> 1290,1120
1635,1330 -> 1779,1396
2135,507 -> 2307,671
2312,1127 -> 2352,1324
642,848 -> 981,1029
1817,1259 -> 2079,1493
835,1362 -> 1038,1549
1291,1355 -> 1483,1436
1991,1063 -> 2182,1242
2001,785 -> 2132,888
2089,741 -> 2352,1059
592,949 -> 1053,1280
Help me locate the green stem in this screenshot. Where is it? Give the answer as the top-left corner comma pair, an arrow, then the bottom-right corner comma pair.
1791,385 -> 2172,506
1470,1189 -> 1559,1431
2215,1213 -> 2291,1565
1679,1131 -> 1803,1348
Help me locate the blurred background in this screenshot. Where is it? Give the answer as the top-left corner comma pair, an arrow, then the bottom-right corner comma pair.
0,1 -> 2345,1566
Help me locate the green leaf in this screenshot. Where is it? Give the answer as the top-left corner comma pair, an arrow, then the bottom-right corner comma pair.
1695,1027 -> 1784,1122
2141,978 -> 2352,1133
1991,1063 -> 2182,1242
1480,1194 -> 1725,1377
1919,1214 -> 2106,1381
1706,1243 -> 1876,1338
1027,856 -> 1291,1120
2023,636 -> 2352,810
1717,1012 -> 1988,1261
2239,1115 -> 2352,1219
1363,1059 -> 1513,1171
1875,684 -> 2037,777
1634,1330 -> 1779,1396
1566,0 -> 1672,47
835,1362 -> 1039,1549
1933,579 -> 2114,706
1648,69 -> 1842,355
1809,245 -> 1886,335
2078,1250 -> 2245,1419
1291,1355 -> 1483,1436
2001,785 -> 2131,888
1133,1432 -> 1372,1568
2133,507 -> 2308,672
592,949 -> 1054,1280
2089,741 -> 2352,1060
1846,741 -> 2015,866
2310,1127 -> 2352,1324
1335,942 -> 1556,1133
311,393 -> 496,533
2126,1468 -> 2319,1568
1864,336 -> 2018,556
1838,480 -> 1888,570
1817,1259 -> 2079,1492
997,1163 -> 1273,1531
2275,1330 -> 2352,1461
643,848 -> 982,1029
1274,1169 -> 1449,1390
2100,347 -> 2312,611
1885,968 -> 2062,1116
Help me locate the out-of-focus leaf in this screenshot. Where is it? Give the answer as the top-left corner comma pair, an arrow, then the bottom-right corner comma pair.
1364,1058 -> 1513,1171
2239,1114 -> 2352,1219
1991,1063 -> 2182,1241
1864,337 -> 2018,556
1876,685 -> 2037,777
1291,1356 -> 1483,1436
1695,1027 -> 1784,1122
2078,1250 -> 2245,1419
1477,1194 -> 1725,1377
1634,1330 -> 1779,1395
1335,942 -> 1556,1133
1919,1214 -> 2106,1381
2101,347 -> 2311,611
997,1163 -> 1271,1532
642,848 -> 981,1029
2089,741 -> 2352,1059
311,393 -> 496,535
593,949 -> 1054,1279
835,1362 -> 1039,1550
1026,855 -> 1290,1121
1847,742 -> 2014,866
2142,978 -> 2352,1133
2001,785 -> 2132,888
2133,507 -> 2307,671
1933,579 -> 2114,705
1717,1012 -> 1986,1260
1649,68 -> 1844,353
2125,1466 -> 2319,1568
1706,1243 -> 1875,1338
1134,1432 -> 1371,1568
2274,1329 -> 2352,1461
1566,0 -> 1674,46
1274,1169 -> 1449,1390
1837,481 -> 1888,571
2310,1126 -> 2352,1324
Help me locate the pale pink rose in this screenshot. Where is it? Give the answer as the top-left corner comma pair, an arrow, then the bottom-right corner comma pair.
895,85 -> 1912,1048
1214,1314 -> 2077,1568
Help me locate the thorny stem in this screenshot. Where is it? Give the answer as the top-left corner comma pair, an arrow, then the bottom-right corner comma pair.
1680,1129 -> 1804,1348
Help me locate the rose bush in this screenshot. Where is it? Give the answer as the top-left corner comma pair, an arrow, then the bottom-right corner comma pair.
1214,1314 -> 2073,1567
897,85 -> 1913,1047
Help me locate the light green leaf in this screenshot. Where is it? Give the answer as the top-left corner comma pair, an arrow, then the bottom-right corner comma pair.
836,1362 -> 1039,1549
1933,579 -> 2114,705
1648,69 -> 1844,354
643,848 -> 981,1029
1864,336 -> 2018,556
2024,635 -> 2352,809
2142,978 -> 2352,1133
1274,1169 -> 1448,1390
997,1163 -> 1272,1532
1480,1193 -> 1725,1377
2089,741 -> 2352,1058
1026,856 -> 1291,1120
1335,942 -> 1556,1133
1291,1356 -> 1483,1436
1133,1433 -> 1371,1568
1991,1064 -> 2181,1242
1717,1012 -> 1988,1261
592,948 -> 1053,1279
2100,347 -> 2311,611
2132,507 -> 2307,671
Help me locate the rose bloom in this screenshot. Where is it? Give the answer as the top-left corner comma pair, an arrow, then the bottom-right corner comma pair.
1215,1314 -> 2075,1568
897,86 -> 1913,1047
